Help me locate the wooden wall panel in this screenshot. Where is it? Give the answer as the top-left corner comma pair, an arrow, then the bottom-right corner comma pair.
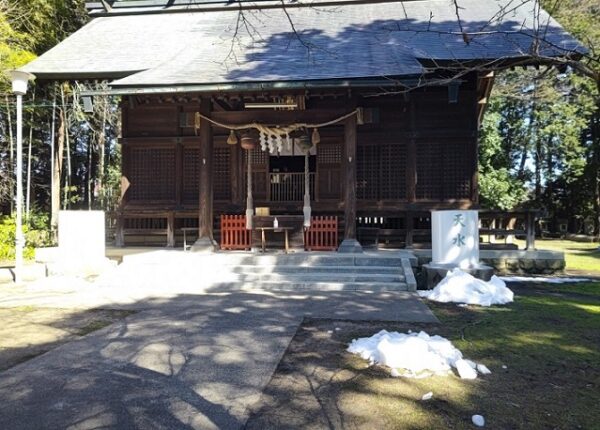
125,105 -> 180,137
357,143 -> 406,200
214,147 -> 232,201
127,146 -> 176,201
182,146 -> 199,203
317,140 -> 342,200
416,139 -> 473,200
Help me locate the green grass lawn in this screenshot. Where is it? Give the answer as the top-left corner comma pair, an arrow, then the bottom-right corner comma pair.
351,281 -> 600,428
420,281 -> 600,428
249,280 -> 600,429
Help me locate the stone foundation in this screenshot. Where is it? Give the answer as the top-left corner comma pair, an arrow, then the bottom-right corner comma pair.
413,249 -> 565,275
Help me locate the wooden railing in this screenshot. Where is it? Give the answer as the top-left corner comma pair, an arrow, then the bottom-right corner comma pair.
269,172 -> 315,202
357,209 -> 538,250
479,210 -> 536,250
304,216 -> 339,251
108,210 -> 198,247
220,215 -> 251,250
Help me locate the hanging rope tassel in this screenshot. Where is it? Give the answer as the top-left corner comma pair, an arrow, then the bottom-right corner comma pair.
311,127 -> 320,145
246,150 -> 254,230
227,130 -> 238,145
303,151 -> 312,228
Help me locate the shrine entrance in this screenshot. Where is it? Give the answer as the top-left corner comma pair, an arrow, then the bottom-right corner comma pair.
269,154 -> 316,202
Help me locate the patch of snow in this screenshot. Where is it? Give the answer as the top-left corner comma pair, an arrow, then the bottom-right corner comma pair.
500,276 -> 591,284
419,268 -> 514,306
477,364 -> 492,375
464,359 -> 477,369
421,392 -> 433,401
455,359 -> 477,379
472,414 -> 485,427
347,330 -> 489,379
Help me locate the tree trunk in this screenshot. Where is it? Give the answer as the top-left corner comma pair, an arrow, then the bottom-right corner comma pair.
5,96 -> 14,214
545,139 -> 553,200
535,137 -> 542,201
25,90 -> 35,221
98,98 -> 107,208
51,107 -> 65,237
592,82 -> 600,238
60,85 -> 72,209
517,143 -> 528,179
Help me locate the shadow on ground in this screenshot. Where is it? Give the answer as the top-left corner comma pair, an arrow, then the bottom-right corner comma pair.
0,289 -> 435,429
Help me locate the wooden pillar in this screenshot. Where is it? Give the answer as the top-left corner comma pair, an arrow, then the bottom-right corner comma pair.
167,211 -> 175,248
175,138 -> 182,207
344,115 -> 357,239
404,211 -> 414,249
525,211 -> 536,250
115,212 -> 124,248
231,143 -> 241,205
338,111 -> 362,252
192,97 -> 215,251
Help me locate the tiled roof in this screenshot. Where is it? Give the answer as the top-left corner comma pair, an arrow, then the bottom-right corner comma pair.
23,0 -> 585,87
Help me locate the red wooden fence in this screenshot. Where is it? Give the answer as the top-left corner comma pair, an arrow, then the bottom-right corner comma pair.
220,215 -> 251,250
304,216 -> 338,251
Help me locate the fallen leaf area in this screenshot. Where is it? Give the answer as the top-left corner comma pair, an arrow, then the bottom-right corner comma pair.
246,281 -> 600,430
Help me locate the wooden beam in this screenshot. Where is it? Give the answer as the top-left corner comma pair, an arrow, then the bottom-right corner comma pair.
343,114 -> 357,240
198,97 -> 214,241
211,109 -> 350,127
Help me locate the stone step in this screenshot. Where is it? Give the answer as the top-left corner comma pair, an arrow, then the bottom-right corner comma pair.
229,265 -> 403,275
209,281 -> 409,292
220,272 -> 406,283
121,250 -> 418,267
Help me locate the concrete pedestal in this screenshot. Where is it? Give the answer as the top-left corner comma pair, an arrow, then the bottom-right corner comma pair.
422,263 -> 494,289
191,237 -> 217,253
337,239 -> 363,253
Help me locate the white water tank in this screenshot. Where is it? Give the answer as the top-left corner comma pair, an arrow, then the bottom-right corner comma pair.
431,210 -> 479,268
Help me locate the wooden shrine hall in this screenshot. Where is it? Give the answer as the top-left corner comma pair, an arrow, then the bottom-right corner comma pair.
19,0 -> 584,253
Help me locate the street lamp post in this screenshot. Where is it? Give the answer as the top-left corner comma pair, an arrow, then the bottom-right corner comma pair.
9,70 -> 35,284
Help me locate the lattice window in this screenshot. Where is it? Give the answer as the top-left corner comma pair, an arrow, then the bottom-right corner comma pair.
357,144 -> 405,200
318,144 -> 342,164
214,147 -> 231,201
128,147 -> 175,201
442,142 -> 472,199
317,142 -> 342,200
416,143 -> 443,200
415,141 -> 472,200
357,145 -> 379,200
243,149 -> 268,200
249,148 -> 267,164
379,144 -> 406,199
182,147 -> 199,202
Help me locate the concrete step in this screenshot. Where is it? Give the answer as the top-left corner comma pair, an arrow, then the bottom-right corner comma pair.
229,265 -> 403,275
121,250 -> 418,267
209,281 -> 409,291
221,272 -> 406,283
